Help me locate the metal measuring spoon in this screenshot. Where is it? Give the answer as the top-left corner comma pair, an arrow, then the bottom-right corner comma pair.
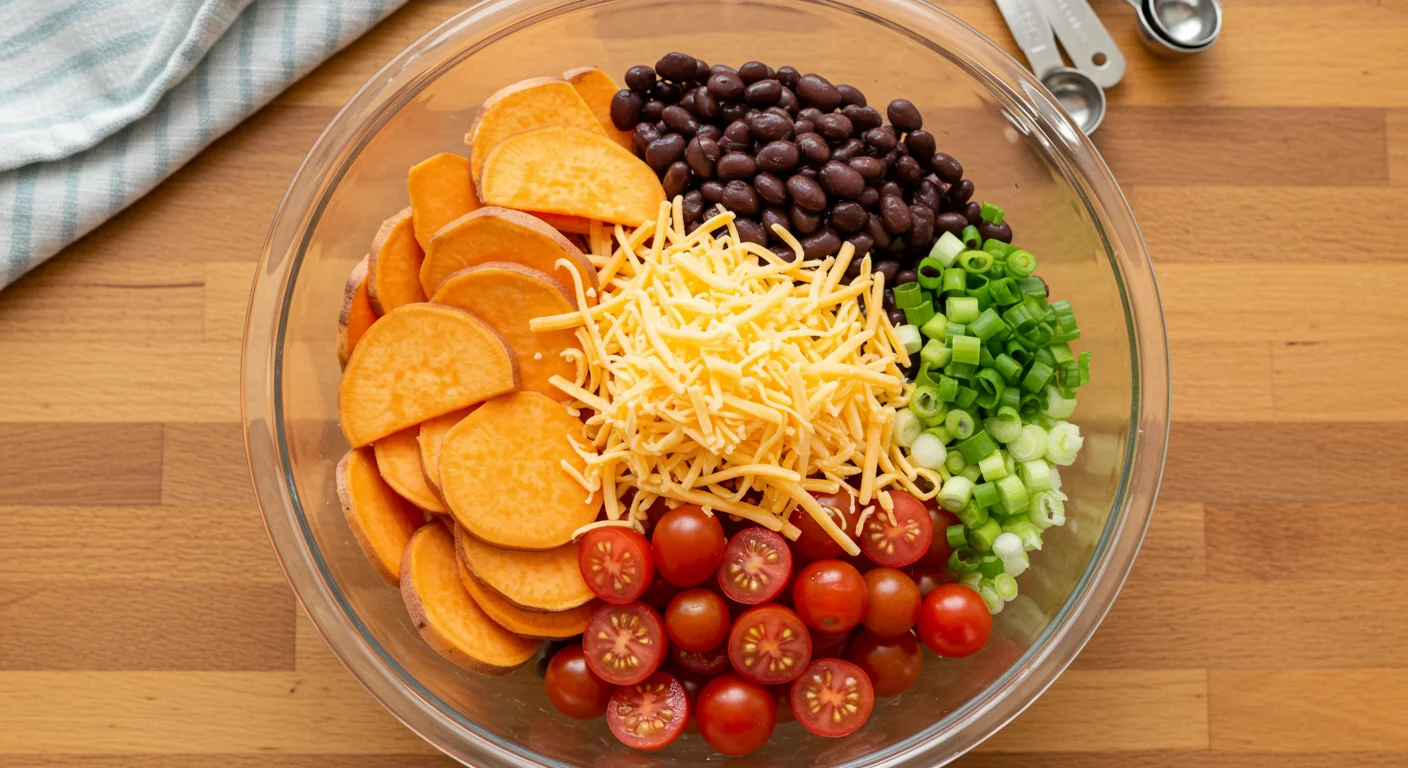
1128,0 -> 1222,54
995,0 -> 1107,135
1038,0 -> 1126,89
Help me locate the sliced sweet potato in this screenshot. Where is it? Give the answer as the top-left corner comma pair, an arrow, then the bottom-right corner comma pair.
421,206 -> 597,298
373,427 -> 448,513
337,256 -> 378,369
466,77 -> 604,183
564,66 -> 633,150
368,208 -> 428,314
439,391 -> 601,550
339,303 -> 520,447
477,125 -> 665,226
417,406 -> 476,494
455,524 -> 593,612
400,524 -> 539,674
456,535 -> 597,637
337,448 -> 424,585
529,211 -> 592,235
408,153 -> 480,251
431,263 -> 580,398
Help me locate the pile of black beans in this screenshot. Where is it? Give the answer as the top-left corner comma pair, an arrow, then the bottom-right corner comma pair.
609,52 -> 1014,280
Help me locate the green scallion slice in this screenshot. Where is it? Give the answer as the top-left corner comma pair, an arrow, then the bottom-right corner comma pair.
930,231 -> 967,267
946,523 -> 968,549
896,324 -> 922,355
937,475 -> 975,512
973,481 -> 1001,509
892,408 -> 923,448
945,408 -> 976,440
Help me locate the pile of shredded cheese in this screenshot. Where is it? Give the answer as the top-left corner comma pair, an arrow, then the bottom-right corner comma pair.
531,200 -> 942,554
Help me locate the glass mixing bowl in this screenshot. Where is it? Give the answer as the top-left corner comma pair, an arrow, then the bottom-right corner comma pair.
241,0 -> 1169,764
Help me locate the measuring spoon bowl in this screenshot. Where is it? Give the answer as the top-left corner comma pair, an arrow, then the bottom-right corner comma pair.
1131,0 -> 1221,55
1041,67 -> 1107,134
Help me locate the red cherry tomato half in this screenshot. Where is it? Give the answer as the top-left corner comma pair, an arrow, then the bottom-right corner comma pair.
665,588 -> 731,653
791,658 -> 875,738
544,644 -> 612,719
670,644 -> 731,676
789,491 -> 859,560
727,604 -> 813,685
861,567 -> 922,638
922,501 -> 961,566
579,527 -> 654,604
858,491 -> 933,567
718,527 -> 793,604
606,671 -> 689,751
917,584 -> 992,658
583,602 -> 666,685
809,627 -> 852,660
792,559 -> 868,634
695,673 -> 778,757
652,504 -> 727,587
845,629 -> 923,697
906,560 -> 956,597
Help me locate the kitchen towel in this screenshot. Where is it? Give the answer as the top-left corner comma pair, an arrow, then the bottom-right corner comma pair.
0,0 -> 408,290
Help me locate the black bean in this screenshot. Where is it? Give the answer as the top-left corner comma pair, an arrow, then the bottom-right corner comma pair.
696,124 -> 721,141
632,122 -> 660,155
886,307 -> 907,326
722,180 -> 761,217
930,152 -> 963,184
662,105 -> 698,136
700,180 -> 725,203
685,136 -> 720,179
756,141 -> 800,173
841,105 -> 883,133
794,165 -> 818,178
776,66 -> 801,89
873,259 -> 899,285
846,232 -> 875,258
765,105 -> 790,119
609,90 -> 643,131
887,99 -> 922,132
814,113 -> 853,142
719,101 -> 750,124
663,161 -> 692,198
896,155 -> 923,188
693,57 -> 709,79
761,205 -> 789,236
707,71 -> 746,101
863,214 -> 889,248
720,120 -> 752,153
642,100 -> 666,121
711,63 -> 737,75
656,52 -> 698,83
935,211 -> 968,235
883,288 -> 896,310
893,268 -> 918,285
904,130 -> 935,164
857,186 -> 880,209
796,107 -> 823,123
909,205 -> 935,248
679,88 -> 697,113
881,195 -> 912,233
831,138 -> 865,163
829,200 -> 868,232
819,160 -> 865,199
754,172 -> 788,205
645,133 -> 686,171
789,203 -> 823,234
688,87 -> 719,121
628,65 -> 658,93
948,178 -> 975,205
682,190 -> 707,222
878,180 -> 902,200
863,126 -> 897,153
777,86 -> 798,115
787,174 -> 828,212
716,152 -> 757,181
735,217 -> 768,246
654,120 -> 670,134
801,228 -> 842,260
796,74 -> 842,111
745,79 -> 782,106
653,81 -> 681,103
791,120 -> 813,137
979,220 -> 1013,243
913,181 -> 942,212
887,235 -> 908,254
796,133 -> 830,164
837,84 -> 867,107
736,61 -> 770,84
847,155 -> 883,180
746,111 -> 793,142
962,201 -> 983,225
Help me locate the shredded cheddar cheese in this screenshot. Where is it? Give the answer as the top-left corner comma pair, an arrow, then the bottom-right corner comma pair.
531,200 -> 939,554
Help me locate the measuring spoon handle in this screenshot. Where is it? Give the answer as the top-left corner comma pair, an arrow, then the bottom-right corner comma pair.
994,0 -> 1065,78
1038,0 -> 1127,88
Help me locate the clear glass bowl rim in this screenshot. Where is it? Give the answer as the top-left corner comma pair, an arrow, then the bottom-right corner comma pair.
240,1 -> 1171,766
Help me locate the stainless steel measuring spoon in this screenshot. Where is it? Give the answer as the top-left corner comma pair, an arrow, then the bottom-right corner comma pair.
995,0 -> 1107,135
1128,0 -> 1222,55
1039,0 -> 1126,89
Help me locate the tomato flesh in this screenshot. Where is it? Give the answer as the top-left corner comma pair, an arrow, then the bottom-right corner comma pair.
579,527 -> 654,604
727,604 -> 812,685
792,559 -> 868,633
606,671 -> 689,751
665,588 -> 731,653
651,504 -> 727,587
695,673 -> 778,756
861,567 -> 922,637
917,583 -> 992,658
670,644 -> 731,676
718,527 -> 793,604
544,644 -> 612,719
791,658 -> 875,738
858,491 -> 933,567
583,602 -> 666,685
790,491 -> 859,560
845,629 -> 923,697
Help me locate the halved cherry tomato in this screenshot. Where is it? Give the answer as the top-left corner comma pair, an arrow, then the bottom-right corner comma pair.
579,527 -> 654,604
917,583 -> 992,658
858,490 -> 933,567
695,673 -> 778,756
790,658 -> 875,738
544,644 -> 612,719
727,604 -> 812,685
793,559 -> 868,633
665,588 -> 731,652
845,629 -> 923,697
606,671 -> 689,750
861,567 -> 922,637
809,627 -> 852,660
906,560 -> 956,597
651,504 -> 726,587
670,644 -> 730,676
583,602 -> 666,685
922,501 -> 961,566
789,490 -> 859,560
718,527 -> 793,604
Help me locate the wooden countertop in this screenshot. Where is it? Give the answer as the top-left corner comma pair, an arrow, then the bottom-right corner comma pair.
2,0 -> 1406,764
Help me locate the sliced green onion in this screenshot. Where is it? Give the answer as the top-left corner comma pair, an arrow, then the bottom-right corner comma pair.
960,464 -> 982,483
944,361 -> 978,380
951,334 -> 981,365
1048,466 -> 1063,493
935,375 -> 957,403
961,224 -> 983,249
1018,391 -> 1044,419
1018,277 -> 1046,297
947,296 -> 980,324
973,481 -> 1000,509
988,277 -> 1021,306
967,308 -> 1004,342
930,231 -> 967,267
1029,489 -> 1066,529
925,425 -> 954,445
944,447 -> 968,474
1050,329 -> 1081,344
979,345 -> 996,369
969,282 -> 992,310
992,356 -> 1022,386
1046,422 -> 1084,466
978,451 -> 1008,481
969,518 -> 1003,552
1049,342 -> 1075,366
1001,519 -> 1044,551
992,532 -> 1029,577
892,408 -> 923,448
909,432 -> 947,470
977,580 -> 1004,614
996,474 -> 1029,515
979,202 -> 1005,225
896,324 -> 922,355
960,570 -> 982,590
1078,349 -> 1091,385
998,387 -> 1021,411
942,267 -> 966,295
903,301 -> 936,328
921,338 -> 952,368
916,362 -> 938,389
1021,360 -> 1054,393
920,400 -> 949,428
948,546 -> 982,572
945,322 -> 968,338
945,409 -> 976,440
1007,249 -> 1037,276
956,430 -> 998,464
982,239 -> 1012,259
1008,424 -> 1047,461
1050,299 -> 1076,330
993,573 -> 1019,601
956,498 -> 987,529
1017,459 -> 1051,491
959,250 -> 993,274
1043,385 -> 1078,419
917,257 -> 945,290
939,465 -> 953,482
894,282 -> 924,309
978,555 -> 1005,579
937,475 -> 975,512
973,368 -> 1006,409
986,406 -> 1023,443
946,523 -> 968,549
910,385 -> 943,420
1034,346 -> 1056,368
920,313 -> 947,340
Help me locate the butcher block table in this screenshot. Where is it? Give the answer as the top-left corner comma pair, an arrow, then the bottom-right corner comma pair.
2,1 -> 1406,765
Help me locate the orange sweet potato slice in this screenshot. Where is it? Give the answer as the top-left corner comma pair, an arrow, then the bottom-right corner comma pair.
368,208 -> 428,314
529,211 -> 592,235
338,256 -> 379,369
477,125 -> 666,227
337,448 -> 424,585
408,153 -> 480,251
564,66 -> 634,150
455,533 -> 597,637
339,303 -> 520,447
418,406 -> 476,494
400,524 -> 538,674
455,524 -> 594,612
431,263 -> 580,398
421,206 -> 597,298
439,391 -> 601,550
373,427 -> 448,513
466,77 -> 604,183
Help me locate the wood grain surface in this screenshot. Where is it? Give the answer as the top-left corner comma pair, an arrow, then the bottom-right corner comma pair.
2,0 -> 1406,765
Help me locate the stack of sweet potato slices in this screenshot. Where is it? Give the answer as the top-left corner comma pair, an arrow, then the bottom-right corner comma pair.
333,67 -> 663,674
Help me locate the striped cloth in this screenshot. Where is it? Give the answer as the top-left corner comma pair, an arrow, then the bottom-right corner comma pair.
0,0 -> 408,290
